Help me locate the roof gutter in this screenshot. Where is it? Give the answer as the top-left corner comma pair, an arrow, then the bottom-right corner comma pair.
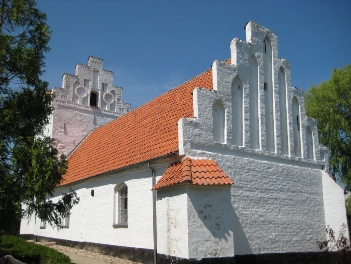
148,162 -> 158,264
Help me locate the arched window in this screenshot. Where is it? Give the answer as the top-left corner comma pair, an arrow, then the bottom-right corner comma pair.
114,183 -> 128,227
232,76 -> 243,146
90,92 -> 98,107
306,125 -> 314,160
212,101 -> 225,143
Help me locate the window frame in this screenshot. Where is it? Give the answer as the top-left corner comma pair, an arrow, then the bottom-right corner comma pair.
113,183 -> 128,228
59,213 -> 70,228
39,220 -> 46,229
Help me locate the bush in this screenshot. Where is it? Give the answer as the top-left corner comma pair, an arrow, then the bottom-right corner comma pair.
0,235 -> 72,264
317,224 -> 350,252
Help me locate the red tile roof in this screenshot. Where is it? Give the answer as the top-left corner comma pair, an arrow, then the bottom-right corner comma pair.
62,69 -> 213,185
152,157 -> 233,190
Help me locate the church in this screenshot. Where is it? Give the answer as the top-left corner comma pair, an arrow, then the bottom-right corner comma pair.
20,21 -> 348,263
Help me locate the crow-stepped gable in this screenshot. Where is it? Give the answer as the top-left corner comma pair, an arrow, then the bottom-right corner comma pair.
46,56 -> 131,156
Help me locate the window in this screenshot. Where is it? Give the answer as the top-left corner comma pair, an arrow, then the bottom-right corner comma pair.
119,185 -> 128,223
264,82 -> 267,91
90,92 -> 97,107
113,183 -> 128,227
84,79 -> 89,88
102,83 -> 107,92
60,214 -> 70,228
40,220 -> 46,229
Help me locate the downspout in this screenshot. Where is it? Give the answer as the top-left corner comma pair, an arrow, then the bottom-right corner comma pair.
148,162 -> 157,264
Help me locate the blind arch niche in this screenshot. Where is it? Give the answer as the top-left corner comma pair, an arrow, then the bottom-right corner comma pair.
213,101 -> 226,144
232,76 -> 243,146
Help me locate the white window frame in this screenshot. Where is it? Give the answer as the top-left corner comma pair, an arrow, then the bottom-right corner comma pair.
113,183 -> 128,228
60,214 -> 70,228
39,220 -> 46,229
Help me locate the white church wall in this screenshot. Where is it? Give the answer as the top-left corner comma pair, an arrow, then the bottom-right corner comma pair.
157,186 -> 189,259
177,21 -> 333,257
50,56 -> 131,156
187,185 -> 235,259
51,104 -> 116,156
20,206 -> 36,235
21,165 -> 163,250
20,21 -> 349,262
43,113 -> 54,138
322,170 -> 349,242
185,150 -> 326,255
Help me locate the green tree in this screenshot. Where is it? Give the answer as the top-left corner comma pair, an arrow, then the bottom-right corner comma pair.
305,65 -> 351,187
0,0 -> 79,234
346,196 -> 351,238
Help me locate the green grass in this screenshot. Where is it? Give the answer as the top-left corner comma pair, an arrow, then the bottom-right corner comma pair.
0,235 -> 72,264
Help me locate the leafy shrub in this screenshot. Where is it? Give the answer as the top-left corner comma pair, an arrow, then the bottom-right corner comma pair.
317,224 -> 350,252
0,235 -> 72,264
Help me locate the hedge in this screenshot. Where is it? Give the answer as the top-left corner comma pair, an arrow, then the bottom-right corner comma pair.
0,235 -> 72,264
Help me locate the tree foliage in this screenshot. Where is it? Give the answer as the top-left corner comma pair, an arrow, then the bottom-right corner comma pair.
305,65 -> 351,187
0,0 -> 79,234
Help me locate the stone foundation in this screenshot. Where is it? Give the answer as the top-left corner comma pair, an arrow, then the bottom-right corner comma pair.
20,234 -> 351,264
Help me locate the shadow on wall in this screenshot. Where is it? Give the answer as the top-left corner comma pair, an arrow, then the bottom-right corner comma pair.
187,186 -> 253,256
233,209 -> 253,255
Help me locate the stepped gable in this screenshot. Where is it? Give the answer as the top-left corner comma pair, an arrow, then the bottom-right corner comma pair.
152,157 -> 234,190
62,68 -> 213,185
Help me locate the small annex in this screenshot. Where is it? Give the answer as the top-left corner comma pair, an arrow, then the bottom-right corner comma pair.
20,21 -> 348,263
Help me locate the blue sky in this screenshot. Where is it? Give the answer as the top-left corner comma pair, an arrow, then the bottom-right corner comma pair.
36,0 -> 351,109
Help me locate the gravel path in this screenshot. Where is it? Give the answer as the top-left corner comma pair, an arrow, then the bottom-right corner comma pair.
45,244 -> 142,264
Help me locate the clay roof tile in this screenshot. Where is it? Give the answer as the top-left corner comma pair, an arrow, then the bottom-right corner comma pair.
152,157 -> 233,190
62,69 -> 213,185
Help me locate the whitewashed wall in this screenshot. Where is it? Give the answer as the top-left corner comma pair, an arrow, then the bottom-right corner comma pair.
21,22 -> 348,262
322,170 -> 349,242
177,21 -> 343,257
157,186 -> 189,258
20,209 -> 36,235
47,56 -> 131,156
20,164 -> 168,250
185,151 -> 326,255
51,104 -> 117,156
187,186 -> 234,259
